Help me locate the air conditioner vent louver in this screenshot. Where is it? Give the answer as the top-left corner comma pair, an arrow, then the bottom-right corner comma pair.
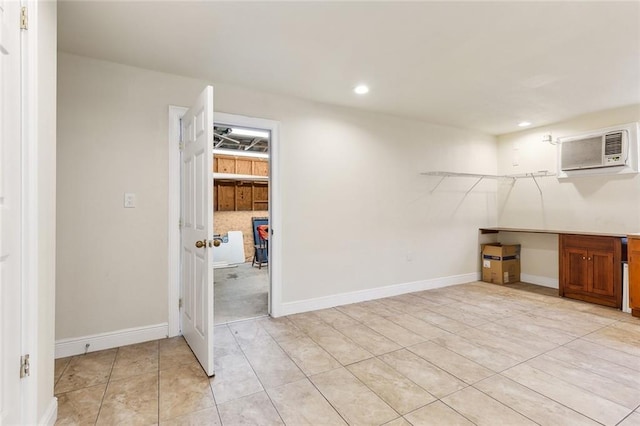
558,123 -> 638,177
605,132 -> 623,155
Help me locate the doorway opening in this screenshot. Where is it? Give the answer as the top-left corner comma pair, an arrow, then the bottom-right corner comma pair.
167,108 -> 282,339
212,121 -> 271,324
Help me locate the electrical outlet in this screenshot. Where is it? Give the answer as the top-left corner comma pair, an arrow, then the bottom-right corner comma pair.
124,193 -> 136,208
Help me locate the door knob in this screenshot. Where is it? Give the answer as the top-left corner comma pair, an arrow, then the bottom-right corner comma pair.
195,240 -> 206,248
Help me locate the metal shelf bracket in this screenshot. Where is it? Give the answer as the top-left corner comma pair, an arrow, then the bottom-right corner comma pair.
421,170 -> 555,195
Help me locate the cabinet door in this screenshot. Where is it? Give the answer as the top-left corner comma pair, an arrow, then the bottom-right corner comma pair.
589,250 -> 615,296
564,248 -> 589,291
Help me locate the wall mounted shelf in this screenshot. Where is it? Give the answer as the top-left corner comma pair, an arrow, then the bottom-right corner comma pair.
213,173 -> 269,182
213,154 -> 269,211
421,171 -> 556,195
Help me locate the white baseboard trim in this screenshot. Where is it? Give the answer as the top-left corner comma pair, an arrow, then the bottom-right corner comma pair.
40,397 -> 57,426
55,323 -> 169,358
279,273 -> 478,317
521,273 -> 559,289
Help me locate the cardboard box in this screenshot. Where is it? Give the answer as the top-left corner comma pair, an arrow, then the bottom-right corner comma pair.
482,244 -> 521,284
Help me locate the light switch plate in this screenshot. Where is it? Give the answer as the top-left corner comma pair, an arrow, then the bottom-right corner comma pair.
124,193 -> 136,208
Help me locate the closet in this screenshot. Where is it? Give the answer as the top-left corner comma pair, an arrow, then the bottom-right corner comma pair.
213,154 -> 269,211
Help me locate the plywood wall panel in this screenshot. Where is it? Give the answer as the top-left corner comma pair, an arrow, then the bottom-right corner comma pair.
215,210 -> 269,262
213,154 -> 268,177
236,184 -> 253,210
217,182 -> 236,211
216,157 -> 236,173
253,184 -> 268,202
236,159 -> 252,175
253,161 -> 268,176
213,181 -> 269,212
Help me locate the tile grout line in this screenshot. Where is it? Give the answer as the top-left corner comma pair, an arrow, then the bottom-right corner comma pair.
250,316 -> 401,425
359,291 -> 520,385
209,321 -> 249,425
291,308 -> 480,424
94,347 -> 118,424
53,358 -> 71,389
485,369 -> 612,426
263,316 -> 345,375
205,362 -> 221,425
280,313 -> 404,424
437,398 -> 486,426
375,347 -> 471,400
57,282 -> 637,425
392,286 -> 621,424
255,319 -> 356,425
410,285 -> 562,422
543,331 -> 640,386
422,286 -> 590,425
297,313 -> 379,363
225,322 -> 288,425
333,308 -> 431,352
342,356 -> 421,421
305,371 -> 353,426
469,381 -> 550,426
467,320 -> 631,426
156,340 -> 160,424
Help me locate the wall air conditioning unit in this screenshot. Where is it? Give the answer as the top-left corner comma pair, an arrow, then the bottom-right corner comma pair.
558,122 -> 639,178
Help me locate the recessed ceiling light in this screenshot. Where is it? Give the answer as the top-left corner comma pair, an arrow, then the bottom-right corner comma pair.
354,84 -> 369,95
518,121 -> 532,127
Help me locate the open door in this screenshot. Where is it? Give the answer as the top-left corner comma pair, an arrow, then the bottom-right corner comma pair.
180,86 -> 215,376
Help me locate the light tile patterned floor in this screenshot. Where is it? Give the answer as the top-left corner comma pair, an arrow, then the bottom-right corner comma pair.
55,282 -> 640,425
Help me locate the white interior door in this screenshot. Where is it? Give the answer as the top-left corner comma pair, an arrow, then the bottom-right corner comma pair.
180,86 -> 215,376
0,0 -> 24,422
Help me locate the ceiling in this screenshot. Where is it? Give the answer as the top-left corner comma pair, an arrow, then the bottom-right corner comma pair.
214,126 -> 269,153
58,1 -> 640,136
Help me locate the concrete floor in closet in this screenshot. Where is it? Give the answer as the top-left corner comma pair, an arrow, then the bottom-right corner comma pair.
214,262 -> 269,324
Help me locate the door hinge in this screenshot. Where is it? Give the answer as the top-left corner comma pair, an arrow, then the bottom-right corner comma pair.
178,298 -> 183,309
20,7 -> 28,30
178,141 -> 184,151
20,354 -> 30,378
178,218 -> 183,228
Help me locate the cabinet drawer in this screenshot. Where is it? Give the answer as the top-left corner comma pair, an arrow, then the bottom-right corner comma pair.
561,234 -> 616,251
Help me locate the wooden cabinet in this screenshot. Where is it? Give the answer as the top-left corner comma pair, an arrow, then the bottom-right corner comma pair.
629,234 -> 640,317
559,234 -> 621,308
213,154 -> 268,212
213,181 -> 268,212
214,155 -> 268,177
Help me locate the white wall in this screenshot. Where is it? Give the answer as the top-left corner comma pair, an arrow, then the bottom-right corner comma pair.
56,55 -> 203,339
496,104 -> 640,285
57,52 -> 497,340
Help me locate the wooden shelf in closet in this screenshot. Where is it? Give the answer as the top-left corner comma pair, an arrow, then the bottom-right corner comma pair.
213,154 -> 269,212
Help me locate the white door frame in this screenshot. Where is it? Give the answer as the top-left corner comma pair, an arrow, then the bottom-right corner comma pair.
22,0 -> 39,419
0,0 -> 48,422
168,108 -> 282,336
1,0 -> 27,422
